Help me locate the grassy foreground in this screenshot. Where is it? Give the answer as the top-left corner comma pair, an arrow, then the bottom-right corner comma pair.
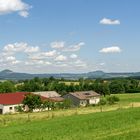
0,93 -> 140,140
0,108 -> 140,140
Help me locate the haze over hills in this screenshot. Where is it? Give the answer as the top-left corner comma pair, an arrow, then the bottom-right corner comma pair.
0,69 -> 140,80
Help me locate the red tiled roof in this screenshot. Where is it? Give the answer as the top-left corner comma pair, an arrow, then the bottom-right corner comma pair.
0,92 -> 49,105
0,92 -> 29,105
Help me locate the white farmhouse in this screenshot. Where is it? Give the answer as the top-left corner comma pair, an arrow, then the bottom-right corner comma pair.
0,92 -> 63,114
0,92 -> 27,114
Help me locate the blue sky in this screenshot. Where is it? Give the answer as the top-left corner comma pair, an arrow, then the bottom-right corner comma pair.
0,0 -> 140,73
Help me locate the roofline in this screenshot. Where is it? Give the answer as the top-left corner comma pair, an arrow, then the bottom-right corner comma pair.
69,91 -> 100,100
1,103 -> 22,105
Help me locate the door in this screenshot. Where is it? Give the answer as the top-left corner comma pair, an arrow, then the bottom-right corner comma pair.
0,109 -> 2,114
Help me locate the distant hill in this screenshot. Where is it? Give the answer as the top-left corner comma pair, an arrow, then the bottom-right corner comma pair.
0,69 -> 140,80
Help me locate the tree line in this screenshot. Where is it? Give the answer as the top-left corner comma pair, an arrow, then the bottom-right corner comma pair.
0,77 -> 140,96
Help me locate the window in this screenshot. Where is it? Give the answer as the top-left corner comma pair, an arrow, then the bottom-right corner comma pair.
84,93 -> 90,95
81,101 -> 84,104
9,107 -> 13,110
80,101 -> 86,105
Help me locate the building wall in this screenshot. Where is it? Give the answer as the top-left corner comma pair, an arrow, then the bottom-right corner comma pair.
88,97 -> 100,105
63,94 -> 100,106
2,104 -> 20,114
63,94 -> 81,106
0,104 -> 51,114
79,100 -> 88,106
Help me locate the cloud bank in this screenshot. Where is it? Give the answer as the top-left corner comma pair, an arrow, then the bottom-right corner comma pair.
0,41 -> 87,73
0,0 -> 31,17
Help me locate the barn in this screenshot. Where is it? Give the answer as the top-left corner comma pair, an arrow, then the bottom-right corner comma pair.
63,91 -> 100,106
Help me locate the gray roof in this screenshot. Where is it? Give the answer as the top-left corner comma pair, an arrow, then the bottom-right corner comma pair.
32,91 -> 61,98
70,91 -> 100,100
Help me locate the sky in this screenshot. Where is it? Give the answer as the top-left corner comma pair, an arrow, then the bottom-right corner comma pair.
0,0 -> 140,73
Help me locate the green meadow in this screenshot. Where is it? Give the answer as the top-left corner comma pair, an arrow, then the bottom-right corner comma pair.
0,93 -> 140,140
0,108 -> 140,140
116,93 -> 140,103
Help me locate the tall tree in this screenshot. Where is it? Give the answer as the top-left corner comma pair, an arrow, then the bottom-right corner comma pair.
109,81 -> 125,94
22,94 -> 42,112
0,81 -> 15,93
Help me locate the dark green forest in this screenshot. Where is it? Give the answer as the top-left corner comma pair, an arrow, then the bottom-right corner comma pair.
0,77 -> 140,96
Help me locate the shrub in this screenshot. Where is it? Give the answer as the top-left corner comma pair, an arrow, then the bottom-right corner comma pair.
15,105 -> 23,112
99,98 -> 107,105
107,96 -> 120,105
107,96 -> 114,105
22,94 -> 42,112
112,96 -> 120,102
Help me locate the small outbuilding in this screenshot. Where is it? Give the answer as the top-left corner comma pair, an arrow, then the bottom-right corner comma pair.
63,91 -> 100,106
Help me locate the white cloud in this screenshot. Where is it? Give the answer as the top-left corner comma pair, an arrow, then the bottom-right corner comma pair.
3,42 -> 28,53
12,60 -> 20,64
55,55 -> 67,61
50,41 -> 65,49
74,60 -> 87,67
4,42 -> 40,54
55,64 -> 68,67
36,60 -> 44,65
45,61 -> 52,65
0,55 -> 21,65
0,41 -> 88,73
75,60 -> 83,64
6,56 -> 16,61
99,63 -> 105,66
28,55 -> 43,60
27,50 -> 59,61
25,61 -> 34,65
41,50 -> 57,57
25,46 -> 40,53
25,59 -> 51,66
0,0 -> 31,17
99,46 -> 122,53
64,42 -> 85,52
35,60 -> 51,65
70,54 -> 78,59
18,10 -> 29,18
100,18 -> 120,25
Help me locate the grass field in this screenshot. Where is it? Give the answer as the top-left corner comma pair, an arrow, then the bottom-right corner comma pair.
0,108 -> 140,140
0,93 -> 140,140
116,93 -> 140,103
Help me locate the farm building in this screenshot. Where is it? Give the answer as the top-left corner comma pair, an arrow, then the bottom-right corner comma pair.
0,91 -> 65,114
0,92 -> 51,114
0,92 -> 28,114
63,91 -> 100,106
32,91 -> 64,102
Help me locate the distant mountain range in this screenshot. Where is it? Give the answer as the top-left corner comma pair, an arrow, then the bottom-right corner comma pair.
0,69 -> 140,80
